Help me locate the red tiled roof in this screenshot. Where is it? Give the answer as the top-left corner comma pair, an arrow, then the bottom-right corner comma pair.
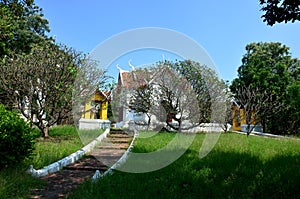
119,70 -> 149,89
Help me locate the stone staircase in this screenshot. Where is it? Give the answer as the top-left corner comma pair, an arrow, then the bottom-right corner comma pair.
30,129 -> 132,199
89,130 -> 132,167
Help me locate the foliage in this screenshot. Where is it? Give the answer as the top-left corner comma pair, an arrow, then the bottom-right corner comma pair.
128,60 -> 226,131
0,0 -> 51,110
285,82 -> 300,134
0,43 -> 79,137
166,60 -> 213,127
231,42 -> 299,134
260,0 -> 300,26
69,132 -> 300,199
0,0 -> 50,56
0,40 -> 107,137
0,1 -> 107,135
0,104 -> 35,169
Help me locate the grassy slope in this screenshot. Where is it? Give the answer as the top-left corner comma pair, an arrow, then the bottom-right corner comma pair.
0,125 -> 104,199
31,126 -> 104,169
70,132 -> 300,199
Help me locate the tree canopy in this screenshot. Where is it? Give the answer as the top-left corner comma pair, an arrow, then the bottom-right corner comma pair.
231,42 -> 300,134
0,43 -> 78,137
0,41 -> 106,137
260,0 -> 300,26
0,0 -> 50,56
127,60 -> 226,132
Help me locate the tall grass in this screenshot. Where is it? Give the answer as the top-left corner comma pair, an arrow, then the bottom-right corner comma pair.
0,167 -> 43,199
70,132 -> 300,199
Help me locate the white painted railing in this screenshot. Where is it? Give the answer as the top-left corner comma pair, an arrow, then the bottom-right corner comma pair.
28,128 -> 110,177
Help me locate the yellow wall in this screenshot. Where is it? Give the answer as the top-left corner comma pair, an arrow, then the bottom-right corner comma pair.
100,101 -> 108,120
82,91 -> 108,120
232,103 -> 256,131
82,101 -> 92,119
232,105 -> 241,131
240,109 -> 247,126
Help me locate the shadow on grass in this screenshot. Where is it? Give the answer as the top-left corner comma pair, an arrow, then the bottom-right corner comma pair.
69,148 -> 300,199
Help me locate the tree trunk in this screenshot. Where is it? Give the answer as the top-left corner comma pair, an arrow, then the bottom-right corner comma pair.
43,126 -> 50,138
146,113 -> 151,130
262,120 -> 266,133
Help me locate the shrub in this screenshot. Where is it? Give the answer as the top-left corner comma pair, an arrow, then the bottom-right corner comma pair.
0,105 -> 35,169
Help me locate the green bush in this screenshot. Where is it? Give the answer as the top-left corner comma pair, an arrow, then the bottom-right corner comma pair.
0,105 -> 35,169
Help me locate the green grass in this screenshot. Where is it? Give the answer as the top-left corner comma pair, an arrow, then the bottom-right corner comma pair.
0,125 -> 105,199
78,128 -> 106,145
70,132 -> 300,199
0,167 -> 44,199
31,125 -> 104,169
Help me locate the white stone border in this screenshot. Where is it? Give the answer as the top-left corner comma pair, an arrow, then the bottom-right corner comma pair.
92,130 -> 138,181
28,128 -> 110,177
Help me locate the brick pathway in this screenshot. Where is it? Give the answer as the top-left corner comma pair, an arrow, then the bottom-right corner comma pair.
29,130 -> 132,199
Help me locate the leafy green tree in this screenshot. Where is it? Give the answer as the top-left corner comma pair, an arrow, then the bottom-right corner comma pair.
260,0 -> 300,26
0,0 -> 50,56
0,0 -> 50,107
231,42 -> 299,134
0,42 -> 106,137
286,82 -> 300,134
285,61 -> 300,134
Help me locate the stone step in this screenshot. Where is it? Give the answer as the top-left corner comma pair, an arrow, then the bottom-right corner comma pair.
107,134 -> 130,138
109,130 -> 128,135
96,144 -> 129,150
109,138 -> 131,143
90,149 -> 126,156
64,165 -> 108,171
101,136 -> 130,141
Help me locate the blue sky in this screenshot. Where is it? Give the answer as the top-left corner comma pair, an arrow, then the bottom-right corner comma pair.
35,0 -> 300,82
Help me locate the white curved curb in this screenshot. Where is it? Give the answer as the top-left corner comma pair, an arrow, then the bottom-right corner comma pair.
92,130 -> 138,182
28,128 -> 110,177
234,130 -> 293,139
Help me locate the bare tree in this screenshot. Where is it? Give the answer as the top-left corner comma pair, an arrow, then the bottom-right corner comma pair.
212,81 -> 232,133
214,97 -> 232,133
129,84 -> 154,128
234,85 -> 283,135
150,65 -> 200,131
127,60 -> 225,132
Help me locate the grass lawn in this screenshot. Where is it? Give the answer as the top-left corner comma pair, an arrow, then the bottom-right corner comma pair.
32,125 -> 104,169
70,132 -> 300,199
0,125 -> 104,199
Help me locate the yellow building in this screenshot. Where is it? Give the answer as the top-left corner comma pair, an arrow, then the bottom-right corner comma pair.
81,90 -> 110,120
231,100 -> 256,131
